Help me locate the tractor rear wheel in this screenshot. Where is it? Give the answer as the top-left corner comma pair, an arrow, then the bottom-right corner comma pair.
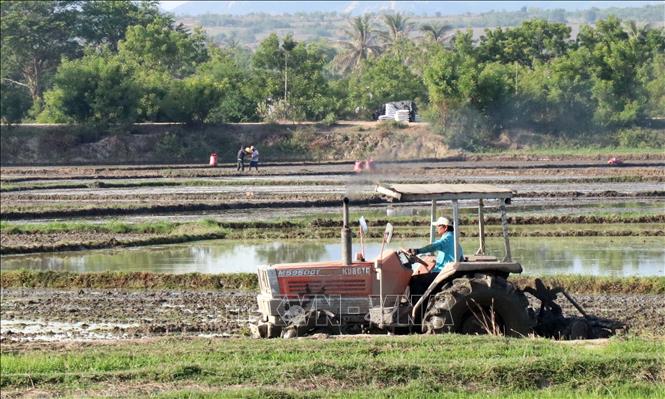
423,274 -> 533,337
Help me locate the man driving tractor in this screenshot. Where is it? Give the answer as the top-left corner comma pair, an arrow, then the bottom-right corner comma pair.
408,216 -> 464,273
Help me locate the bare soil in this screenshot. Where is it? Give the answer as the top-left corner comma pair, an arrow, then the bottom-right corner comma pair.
2,159 -> 663,221
2,160 -> 664,181
1,158 -> 663,252
1,158 -> 663,339
1,288 -> 663,342
0,232 -> 161,248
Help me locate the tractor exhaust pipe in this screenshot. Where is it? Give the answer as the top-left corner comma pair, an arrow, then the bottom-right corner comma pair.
341,197 -> 352,265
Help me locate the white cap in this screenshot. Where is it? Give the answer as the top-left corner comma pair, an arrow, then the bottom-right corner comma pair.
431,217 -> 451,227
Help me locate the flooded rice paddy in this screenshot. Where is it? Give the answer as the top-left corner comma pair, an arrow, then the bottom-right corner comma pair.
2,236 -> 663,277
1,159 -> 664,343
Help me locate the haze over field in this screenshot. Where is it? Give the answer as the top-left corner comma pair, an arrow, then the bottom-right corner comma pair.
2,0 -> 663,152
1,2 -> 664,398
160,1 -> 663,16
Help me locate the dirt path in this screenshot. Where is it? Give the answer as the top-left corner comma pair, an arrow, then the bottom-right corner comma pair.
1,288 -> 663,341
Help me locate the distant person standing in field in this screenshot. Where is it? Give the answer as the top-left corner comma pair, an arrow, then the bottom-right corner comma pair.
249,146 -> 260,171
236,145 -> 246,172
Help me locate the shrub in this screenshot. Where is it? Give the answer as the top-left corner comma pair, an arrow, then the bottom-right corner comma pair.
427,104 -> 495,151
0,82 -> 32,124
322,112 -> 337,126
616,128 -> 665,148
257,99 -> 305,123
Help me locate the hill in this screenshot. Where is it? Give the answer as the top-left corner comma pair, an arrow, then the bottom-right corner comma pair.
169,1 -> 661,16
172,3 -> 664,48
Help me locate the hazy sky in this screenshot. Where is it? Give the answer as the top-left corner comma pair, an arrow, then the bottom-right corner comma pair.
158,1 -> 663,12
160,1 -> 188,11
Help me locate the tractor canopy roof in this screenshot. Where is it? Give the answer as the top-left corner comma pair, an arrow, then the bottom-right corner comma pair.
376,183 -> 513,202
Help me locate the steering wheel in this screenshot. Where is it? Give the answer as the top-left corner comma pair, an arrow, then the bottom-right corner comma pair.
399,248 -> 430,267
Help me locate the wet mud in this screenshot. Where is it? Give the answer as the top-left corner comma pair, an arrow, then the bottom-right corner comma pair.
2,159 -> 663,340
2,158 -> 663,222
1,288 -> 662,342
0,231 -> 228,255
1,289 -> 256,341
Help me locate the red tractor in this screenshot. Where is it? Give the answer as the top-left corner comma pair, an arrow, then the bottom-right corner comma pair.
252,184 -> 620,339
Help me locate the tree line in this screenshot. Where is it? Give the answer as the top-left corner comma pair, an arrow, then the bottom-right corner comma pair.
1,1 -> 664,149
192,4 -> 665,48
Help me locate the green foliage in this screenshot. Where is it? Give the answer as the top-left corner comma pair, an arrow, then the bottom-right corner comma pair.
424,17 -> 664,146
282,42 -> 336,120
0,82 -> 32,124
426,105 -> 495,151
77,0 -> 162,51
199,49 -> 259,123
348,53 -> 426,116
133,69 -> 171,122
579,18 -> 651,127
322,112 -> 337,126
477,20 -> 572,66
616,128 -> 665,148
0,1 -> 80,102
257,98 -> 304,122
644,54 -> 665,117
423,33 -> 478,106
2,2 -> 663,151
332,15 -> 382,74
39,52 -> 139,125
424,33 -> 503,149
161,74 -> 226,125
168,4 -> 665,49
380,12 -> 414,50
251,34 -> 336,121
118,20 -> 209,79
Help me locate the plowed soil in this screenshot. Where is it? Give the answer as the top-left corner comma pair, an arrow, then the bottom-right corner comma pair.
2,159 -> 664,221
1,288 -> 663,342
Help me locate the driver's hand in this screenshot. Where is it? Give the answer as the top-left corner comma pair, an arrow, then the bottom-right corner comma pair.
407,248 -> 417,256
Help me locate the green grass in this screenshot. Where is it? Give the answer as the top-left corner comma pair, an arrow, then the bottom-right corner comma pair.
225,222 -> 663,241
0,270 -> 256,290
475,145 -> 664,157
1,217 -> 662,254
1,335 -> 663,397
0,219 -> 213,235
2,271 -> 663,294
0,219 -> 230,254
8,213 -> 661,236
510,275 -> 665,294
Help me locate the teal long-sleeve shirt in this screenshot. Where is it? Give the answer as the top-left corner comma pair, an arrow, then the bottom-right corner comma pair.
415,231 -> 464,272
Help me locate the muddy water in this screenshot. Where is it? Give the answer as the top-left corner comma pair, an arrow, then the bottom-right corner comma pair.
2,237 -> 663,277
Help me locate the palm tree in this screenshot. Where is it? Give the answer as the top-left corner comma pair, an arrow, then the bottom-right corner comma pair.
420,22 -> 452,43
380,13 -> 414,47
626,20 -> 650,42
282,33 -> 297,101
333,15 -> 381,74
